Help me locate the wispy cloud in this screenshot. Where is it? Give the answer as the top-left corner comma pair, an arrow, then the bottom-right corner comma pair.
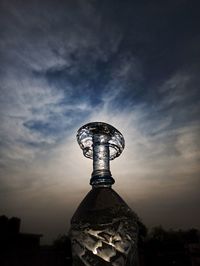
0,0 -> 199,243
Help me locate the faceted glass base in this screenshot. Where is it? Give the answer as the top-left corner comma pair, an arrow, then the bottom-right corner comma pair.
69,187 -> 138,266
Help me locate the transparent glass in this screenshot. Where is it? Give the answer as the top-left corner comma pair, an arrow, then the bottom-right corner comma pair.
69,122 -> 138,266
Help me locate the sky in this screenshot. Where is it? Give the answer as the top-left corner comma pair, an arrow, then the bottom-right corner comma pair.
0,0 -> 200,244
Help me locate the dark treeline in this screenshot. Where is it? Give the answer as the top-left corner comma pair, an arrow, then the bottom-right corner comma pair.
137,222 -> 200,266
51,221 -> 200,266
0,215 -> 200,265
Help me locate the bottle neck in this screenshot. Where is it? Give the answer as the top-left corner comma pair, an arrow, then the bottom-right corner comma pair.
90,134 -> 115,187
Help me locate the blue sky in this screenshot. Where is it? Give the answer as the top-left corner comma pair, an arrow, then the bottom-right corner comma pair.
0,0 -> 200,243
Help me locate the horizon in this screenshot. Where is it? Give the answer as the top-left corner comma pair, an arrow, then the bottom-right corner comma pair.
0,0 -> 200,244
1,213 -> 200,245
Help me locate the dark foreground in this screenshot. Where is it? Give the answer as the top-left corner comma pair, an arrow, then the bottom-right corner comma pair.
1,215 -> 200,266
1,232 -> 200,266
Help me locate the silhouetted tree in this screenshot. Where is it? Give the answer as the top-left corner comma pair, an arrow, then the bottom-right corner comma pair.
142,226 -> 200,266
52,234 -> 72,263
137,218 -> 148,246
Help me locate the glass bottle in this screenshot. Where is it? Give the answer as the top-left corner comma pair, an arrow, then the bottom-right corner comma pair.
69,122 -> 138,266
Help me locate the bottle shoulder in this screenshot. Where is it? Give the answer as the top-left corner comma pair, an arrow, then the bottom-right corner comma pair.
71,187 -> 137,225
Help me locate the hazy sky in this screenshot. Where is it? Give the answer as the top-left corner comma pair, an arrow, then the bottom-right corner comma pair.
0,0 -> 200,244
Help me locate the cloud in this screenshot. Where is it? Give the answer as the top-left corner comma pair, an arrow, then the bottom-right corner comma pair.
1,52 -> 200,241
0,0 -> 199,243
